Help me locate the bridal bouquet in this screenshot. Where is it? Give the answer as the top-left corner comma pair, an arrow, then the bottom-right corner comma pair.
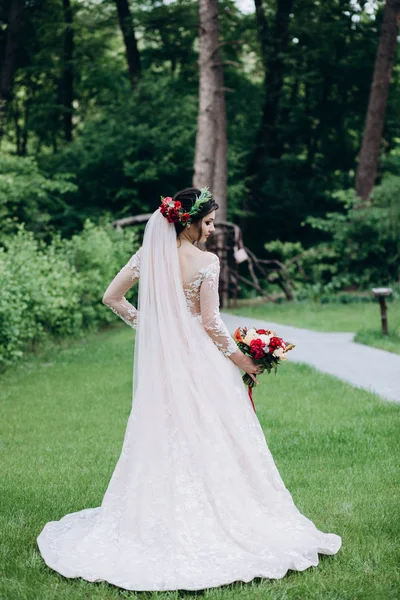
233,326 -> 295,412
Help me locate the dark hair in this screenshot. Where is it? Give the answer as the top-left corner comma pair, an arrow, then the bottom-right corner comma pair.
172,187 -> 219,241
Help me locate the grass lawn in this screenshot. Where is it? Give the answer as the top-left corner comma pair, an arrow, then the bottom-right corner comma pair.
1,325 -> 399,599
225,299 -> 400,354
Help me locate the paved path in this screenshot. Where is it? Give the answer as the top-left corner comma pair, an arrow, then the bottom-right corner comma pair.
221,312 -> 400,404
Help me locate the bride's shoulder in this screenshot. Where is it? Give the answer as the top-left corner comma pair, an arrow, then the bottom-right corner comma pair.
202,251 -> 219,264
197,250 -> 219,269
199,252 -> 219,279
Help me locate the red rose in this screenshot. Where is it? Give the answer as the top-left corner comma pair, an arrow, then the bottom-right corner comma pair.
160,203 -> 168,214
269,336 -> 286,353
250,339 -> 266,360
268,336 -> 280,351
256,329 -> 267,334
174,200 -> 182,208
181,213 -> 191,223
168,208 -> 180,223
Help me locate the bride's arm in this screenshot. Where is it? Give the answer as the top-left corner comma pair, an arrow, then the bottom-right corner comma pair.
102,247 -> 142,329
199,253 -> 238,357
199,253 -> 260,381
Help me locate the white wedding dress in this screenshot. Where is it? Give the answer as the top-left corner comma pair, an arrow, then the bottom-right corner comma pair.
37,210 -> 341,591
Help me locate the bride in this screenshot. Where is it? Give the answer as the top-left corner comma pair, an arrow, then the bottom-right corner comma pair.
37,187 -> 341,591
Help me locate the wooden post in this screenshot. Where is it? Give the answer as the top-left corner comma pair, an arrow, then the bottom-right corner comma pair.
372,288 -> 393,335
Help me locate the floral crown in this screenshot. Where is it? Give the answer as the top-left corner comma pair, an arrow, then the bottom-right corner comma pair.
159,187 -> 213,226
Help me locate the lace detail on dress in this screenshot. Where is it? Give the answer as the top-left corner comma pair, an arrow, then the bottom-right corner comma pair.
125,248 -> 141,280
107,302 -> 139,329
102,247 -> 141,329
199,254 -> 237,357
204,306 -> 237,356
182,270 -> 206,317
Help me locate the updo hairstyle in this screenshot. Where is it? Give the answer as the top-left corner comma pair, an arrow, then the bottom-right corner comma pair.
172,187 -> 219,242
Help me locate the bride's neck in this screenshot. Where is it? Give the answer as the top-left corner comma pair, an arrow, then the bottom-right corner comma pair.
177,237 -> 195,248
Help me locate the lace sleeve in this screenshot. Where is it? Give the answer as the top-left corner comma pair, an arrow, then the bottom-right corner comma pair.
199,253 -> 237,357
102,247 -> 142,329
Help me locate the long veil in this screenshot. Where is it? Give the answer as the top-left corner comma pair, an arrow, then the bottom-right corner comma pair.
132,209 -> 199,400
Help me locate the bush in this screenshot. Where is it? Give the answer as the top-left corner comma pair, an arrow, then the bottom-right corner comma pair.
0,221 -> 139,367
63,220 -> 139,330
0,154 -> 77,241
305,182 -> 400,287
263,176 -> 400,299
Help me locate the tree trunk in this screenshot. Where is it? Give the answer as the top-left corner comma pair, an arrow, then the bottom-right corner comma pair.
193,0 -> 220,188
62,0 -> 74,142
114,0 -> 141,90
212,52 -> 227,222
249,0 -> 293,169
194,0 -> 229,305
355,0 -> 400,201
213,51 -> 229,307
12,94 -> 30,156
0,0 -> 25,141
241,0 -> 293,236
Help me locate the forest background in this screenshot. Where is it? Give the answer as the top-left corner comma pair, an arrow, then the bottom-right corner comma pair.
0,0 -> 399,366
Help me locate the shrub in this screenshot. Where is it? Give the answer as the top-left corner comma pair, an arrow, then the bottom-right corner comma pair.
0,221 -> 139,367
0,154 -> 77,240
263,177 -> 400,299
305,182 -> 400,287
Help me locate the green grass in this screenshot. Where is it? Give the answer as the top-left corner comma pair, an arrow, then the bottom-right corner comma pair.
1,326 -> 399,599
225,299 -> 400,354
354,329 -> 400,354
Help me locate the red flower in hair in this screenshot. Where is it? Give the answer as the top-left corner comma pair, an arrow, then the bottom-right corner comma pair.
256,329 -> 268,334
159,195 -> 193,227
167,208 -> 180,223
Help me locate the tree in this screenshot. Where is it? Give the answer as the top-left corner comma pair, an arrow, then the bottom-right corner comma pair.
245,0 -> 293,204
211,41 -> 227,222
193,0 -> 230,305
61,0 -> 74,142
0,0 -> 25,141
114,0 -> 141,90
193,0 -> 219,190
355,0 -> 400,201
193,0 -> 228,219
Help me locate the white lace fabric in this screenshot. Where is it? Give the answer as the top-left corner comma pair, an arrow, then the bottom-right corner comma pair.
102,247 -> 142,329
37,210 -> 342,592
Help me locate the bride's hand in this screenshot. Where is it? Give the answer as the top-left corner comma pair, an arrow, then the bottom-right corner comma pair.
230,351 -> 261,385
